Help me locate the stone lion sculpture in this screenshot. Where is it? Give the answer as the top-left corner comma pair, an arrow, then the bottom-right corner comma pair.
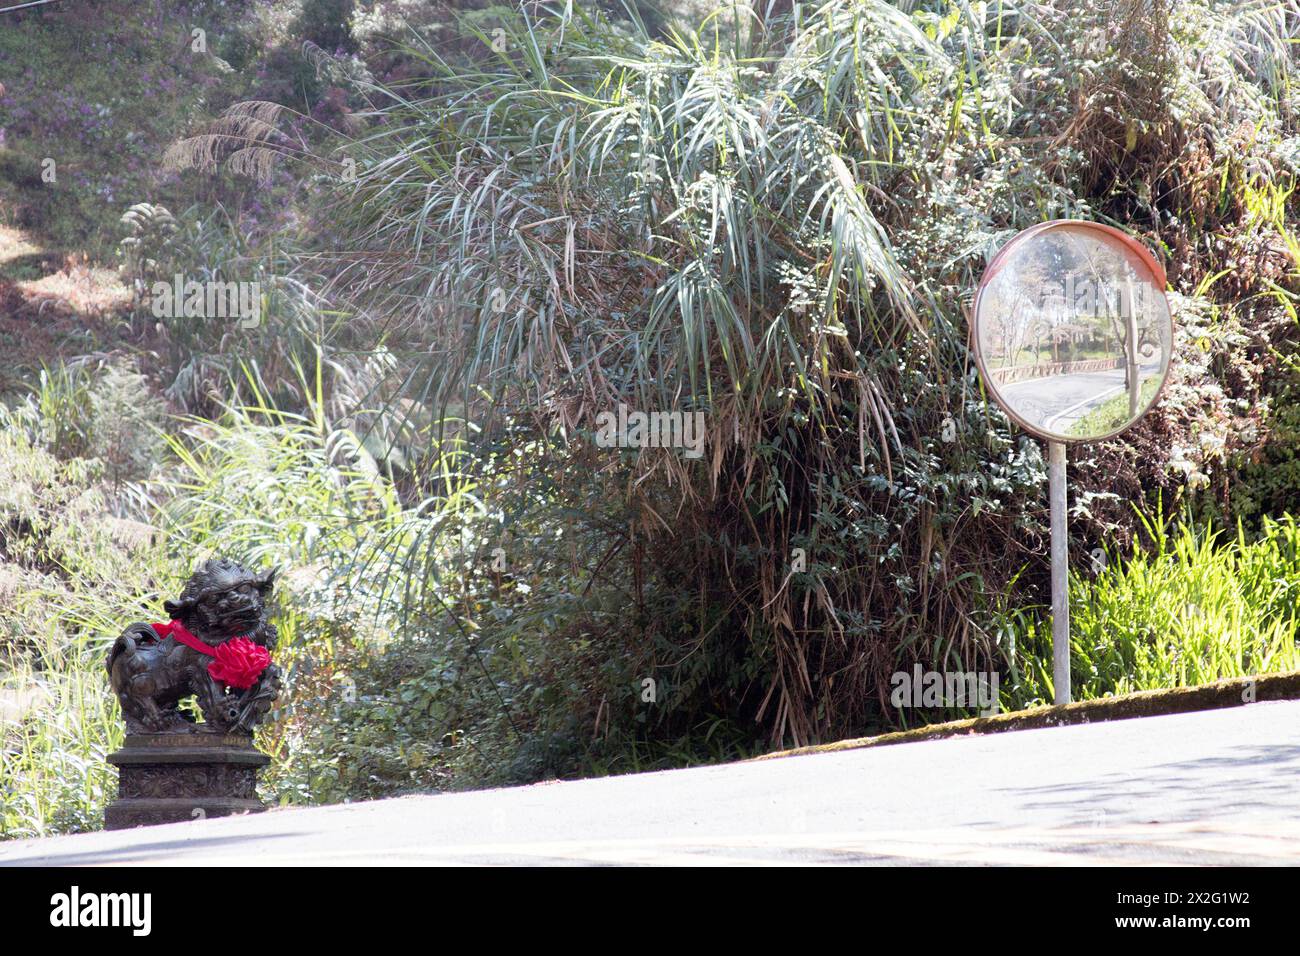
107,559 -> 282,735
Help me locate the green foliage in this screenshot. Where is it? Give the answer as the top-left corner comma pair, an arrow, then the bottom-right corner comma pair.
88,364 -> 167,492
0,427 -> 138,837
306,0 -> 1299,749
1001,511 -> 1300,709
0,633 -> 121,840
17,363 -> 96,462
0,3 -> 242,255
295,0 -> 358,54
115,202 -> 338,414
117,203 -> 181,301
4,359 -> 165,494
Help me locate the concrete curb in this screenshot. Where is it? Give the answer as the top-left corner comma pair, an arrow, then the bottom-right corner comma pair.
752,671 -> 1300,761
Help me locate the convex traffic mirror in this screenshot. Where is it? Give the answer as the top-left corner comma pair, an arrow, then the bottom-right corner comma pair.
973,220 -> 1173,442
972,220 -> 1174,706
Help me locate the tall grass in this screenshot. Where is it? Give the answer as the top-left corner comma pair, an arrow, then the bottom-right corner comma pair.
0,398 -> 144,838
0,626 -> 120,839
1002,511 -> 1300,709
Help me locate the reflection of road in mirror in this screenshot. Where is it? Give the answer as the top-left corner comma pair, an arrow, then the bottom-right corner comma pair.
999,361 -> 1164,438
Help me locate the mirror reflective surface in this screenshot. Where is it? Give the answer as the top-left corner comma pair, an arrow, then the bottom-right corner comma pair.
974,222 -> 1173,442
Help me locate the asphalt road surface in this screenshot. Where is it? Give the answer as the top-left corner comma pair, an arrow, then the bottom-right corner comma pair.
1000,364 -> 1158,435
4,700 -> 1299,866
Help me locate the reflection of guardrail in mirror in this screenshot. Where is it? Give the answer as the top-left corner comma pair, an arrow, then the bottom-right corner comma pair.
990,357 -> 1123,385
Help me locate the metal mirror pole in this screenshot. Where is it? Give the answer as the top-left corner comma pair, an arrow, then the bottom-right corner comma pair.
973,222 -> 1173,708
1125,276 -> 1140,419
1048,440 -> 1071,705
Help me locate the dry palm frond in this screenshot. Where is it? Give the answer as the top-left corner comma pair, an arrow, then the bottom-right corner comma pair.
163,102 -> 332,183
226,147 -> 286,186
223,100 -> 293,126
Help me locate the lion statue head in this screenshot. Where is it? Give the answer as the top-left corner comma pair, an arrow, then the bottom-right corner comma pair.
163,558 -> 277,648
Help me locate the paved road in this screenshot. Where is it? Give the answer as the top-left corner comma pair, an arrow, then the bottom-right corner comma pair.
4,700 -> 1299,865
1000,363 -> 1158,435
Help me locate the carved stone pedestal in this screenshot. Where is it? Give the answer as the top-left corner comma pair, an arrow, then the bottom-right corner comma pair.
105,733 -> 270,830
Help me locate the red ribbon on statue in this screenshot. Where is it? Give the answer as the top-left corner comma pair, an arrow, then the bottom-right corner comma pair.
152,620 -> 271,690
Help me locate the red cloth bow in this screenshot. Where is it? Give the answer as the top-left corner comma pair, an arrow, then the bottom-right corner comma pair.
152,620 -> 272,690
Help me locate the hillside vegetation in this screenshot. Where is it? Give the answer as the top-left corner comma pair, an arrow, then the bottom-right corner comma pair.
2,0 -> 1299,836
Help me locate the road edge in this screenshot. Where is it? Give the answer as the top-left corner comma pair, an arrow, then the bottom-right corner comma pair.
752,670 -> 1300,761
